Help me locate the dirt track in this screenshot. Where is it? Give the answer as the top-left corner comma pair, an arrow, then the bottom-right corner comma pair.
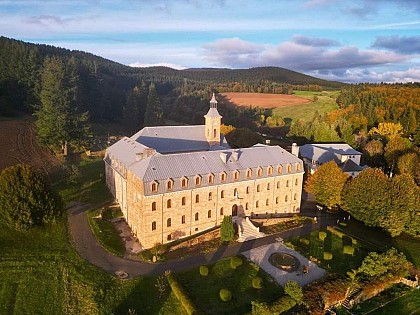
0,119 -> 60,173
220,92 -> 311,108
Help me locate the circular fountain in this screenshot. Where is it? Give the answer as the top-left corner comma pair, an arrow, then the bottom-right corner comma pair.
268,252 -> 300,272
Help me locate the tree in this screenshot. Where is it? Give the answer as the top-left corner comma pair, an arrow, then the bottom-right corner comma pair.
284,280 -> 303,305
304,161 -> 349,210
397,152 -> 420,183
225,128 -> 263,148
34,56 -> 90,153
341,168 -> 390,227
384,135 -> 412,174
368,122 -> 403,139
143,83 -> 164,127
0,164 -> 63,230
220,215 -> 235,242
363,139 -> 385,168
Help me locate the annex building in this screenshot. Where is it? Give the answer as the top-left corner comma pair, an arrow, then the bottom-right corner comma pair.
104,94 -> 304,249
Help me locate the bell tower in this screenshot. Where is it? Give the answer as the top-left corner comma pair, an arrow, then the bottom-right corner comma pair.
204,93 -> 222,146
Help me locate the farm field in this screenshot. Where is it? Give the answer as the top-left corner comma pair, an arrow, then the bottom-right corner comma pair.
0,119 -> 60,173
220,92 -> 311,108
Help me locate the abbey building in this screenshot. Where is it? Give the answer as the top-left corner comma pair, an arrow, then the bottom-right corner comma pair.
104,94 -> 304,249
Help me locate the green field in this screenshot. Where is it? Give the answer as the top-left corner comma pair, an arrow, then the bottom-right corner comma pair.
272,90 -> 339,123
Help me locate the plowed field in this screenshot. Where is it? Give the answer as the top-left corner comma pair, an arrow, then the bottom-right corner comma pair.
220,92 -> 311,108
0,120 -> 60,173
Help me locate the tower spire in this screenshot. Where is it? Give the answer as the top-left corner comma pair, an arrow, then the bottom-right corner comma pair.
204,92 -> 222,146
210,92 -> 217,108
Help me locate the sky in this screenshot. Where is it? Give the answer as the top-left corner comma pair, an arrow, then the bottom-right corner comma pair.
0,0 -> 420,83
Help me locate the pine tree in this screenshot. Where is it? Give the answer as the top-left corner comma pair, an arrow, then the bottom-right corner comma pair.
220,215 -> 235,242
143,83 -> 164,127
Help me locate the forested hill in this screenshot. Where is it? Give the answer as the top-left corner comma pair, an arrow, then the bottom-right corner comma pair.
0,36 -> 343,121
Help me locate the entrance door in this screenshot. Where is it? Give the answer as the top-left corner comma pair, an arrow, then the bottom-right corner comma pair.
232,204 -> 238,217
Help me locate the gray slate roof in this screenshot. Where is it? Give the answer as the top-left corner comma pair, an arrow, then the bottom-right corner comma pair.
340,159 -> 364,173
300,143 -> 361,164
130,125 -> 226,154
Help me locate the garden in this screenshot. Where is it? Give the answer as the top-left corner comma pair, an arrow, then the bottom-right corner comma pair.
175,256 -> 284,315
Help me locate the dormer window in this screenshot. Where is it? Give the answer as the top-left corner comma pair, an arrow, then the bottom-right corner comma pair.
267,166 -> 273,175
181,177 -> 188,188
208,173 -> 214,184
277,165 -> 283,174
166,179 -> 174,191
257,167 -> 263,177
233,170 -> 240,180
195,175 -> 202,186
246,168 -> 252,178
296,163 -> 301,172
287,164 -> 292,173
220,172 -> 227,182
151,181 -> 158,192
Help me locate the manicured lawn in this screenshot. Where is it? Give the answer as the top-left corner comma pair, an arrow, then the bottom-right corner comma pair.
88,208 -> 126,257
290,229 -> 371,274
0,219 -> 185,314
272,90 -> 339,123
337,219 -> 420,267
175,256 -> 283,315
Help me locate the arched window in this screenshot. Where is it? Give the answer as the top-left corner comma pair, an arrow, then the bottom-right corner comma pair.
277,181 -> 280,189
208,174 -> 214,184
266,199 -> 269,206
213,128 -> 217,138
246,186 -> 250,194
220,172 -> 226,182
286,180 -> 290,187
167,218 -> 171,227
195,194 -> 200,203
167,199 -> 172,208
181,178 -> 188,188
245,202 -> 249,210
257,167 -> 263,177
152,202 -> 156,211
285,195 -> 288,202
181,215 -> 186,224
267,166 -> 273,175
246,168 -> 252,178
257,184 -> 261,192
277,165 -> 283,174
296,163 -> 301,171
220,207 -> 224,215
295,178 -> 298,186
182,197 -> 186,206
287,164 -> 292,173
195,212 -> 199,221
276,197 -> 279,204
294,193 -> 297,201
233,188 -> 238,198
195,176 -> 201,186
208,192 -> 212,201
208,210 -> 212,218
267,183 -> 270,190
151,221 -> 156,231
221,190 -> 225,198
167,180 -> 173,190
151,182 -> 158,192
234,170 -> 239,180
256,200 -> 259,208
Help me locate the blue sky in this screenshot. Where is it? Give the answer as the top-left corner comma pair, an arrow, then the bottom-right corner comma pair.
1,0 -> 419,83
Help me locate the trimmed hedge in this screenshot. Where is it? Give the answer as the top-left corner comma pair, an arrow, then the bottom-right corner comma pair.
166,273 -> 198,315
343,245 -> 355,255
230,255 -> 243,269
252,276 -> 263,289
323,252 -> 333,260
270,295 -> 297,314
219,288 -> 232,302
327,226 -> 345,238
199,265 -> 209,276
319,231 -> 327,241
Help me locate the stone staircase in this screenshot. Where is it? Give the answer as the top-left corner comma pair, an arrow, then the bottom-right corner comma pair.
235,217 -> 265,242
342,286 -> 363,310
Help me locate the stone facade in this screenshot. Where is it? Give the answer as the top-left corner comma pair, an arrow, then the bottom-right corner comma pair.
105,94 -> 304,249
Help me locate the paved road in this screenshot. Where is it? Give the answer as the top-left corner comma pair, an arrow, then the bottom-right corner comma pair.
67,202 -> 347,278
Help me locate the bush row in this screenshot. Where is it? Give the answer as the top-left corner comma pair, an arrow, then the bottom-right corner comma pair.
251,295 -> 296,315
166,272 -> 199,315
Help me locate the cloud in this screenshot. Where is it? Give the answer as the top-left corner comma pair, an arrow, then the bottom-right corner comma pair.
372,35 -> 420,54
292,35 -> 340,47
203,37 -> 409,71
345,0 -> 378,18
129,62 -> 186,70
303,0 -> 335,8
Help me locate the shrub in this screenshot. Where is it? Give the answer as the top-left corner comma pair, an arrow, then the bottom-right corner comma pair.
252,276 -> 263,289
220,215 -> 235,242
166,273 -> 198,315
352,238 -> 358,245
339,222 -> 347,227
319,231 -> 327,241
299,238 -> 310,245
284,280 -> 303,304
324,252 -> 333,260
219,288 -> 232,302
199,265 -> 209,276
230,256 -> 243,269
270,295 -> 297,314
343,245 -> 355,255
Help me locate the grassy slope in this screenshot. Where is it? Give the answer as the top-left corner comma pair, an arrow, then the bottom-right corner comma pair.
272,90 -> 339,123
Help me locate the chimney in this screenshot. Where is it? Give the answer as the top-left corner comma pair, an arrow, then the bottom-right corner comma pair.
231,150 -> 239,161
291,143 -> 299,157
143,148 -> 156,158
135,152 -> 143,161
220,152 -> 227,164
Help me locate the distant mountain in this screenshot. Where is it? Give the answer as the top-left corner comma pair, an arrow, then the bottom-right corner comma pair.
0,36 -> 344,121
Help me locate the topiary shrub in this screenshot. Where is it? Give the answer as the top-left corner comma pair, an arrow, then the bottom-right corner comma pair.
270,295 -> 297,314
219,288 -> 232,302
323,252 -> 333,260
230,256 -> 243,269
299,238 -> 310,245
319,231 -> 327,241
252,276 -> 263,289
352,238 -> 358,245
199,265 -> 209,276
339,222 -> 347,227
343,245 -> 355,255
